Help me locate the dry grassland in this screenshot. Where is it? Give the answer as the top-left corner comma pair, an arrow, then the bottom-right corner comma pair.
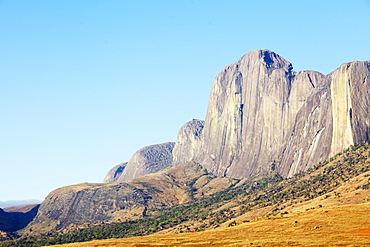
52,202 -> 370,247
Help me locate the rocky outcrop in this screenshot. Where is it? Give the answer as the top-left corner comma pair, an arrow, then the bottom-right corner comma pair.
172,119 -> 204,167
103,163 -> 127,183
28,162 -> 236,232
104,121 -> 204,183
29,182 -> 152,232
104,142 -> 175,182
193,50 -> 370,179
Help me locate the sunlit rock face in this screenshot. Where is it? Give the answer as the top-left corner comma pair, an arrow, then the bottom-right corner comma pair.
193,50 -> 370,179
329,61 -> 370,156
103,50 -> 370,181
172,119 -> 204,167
115,142 -> 175,182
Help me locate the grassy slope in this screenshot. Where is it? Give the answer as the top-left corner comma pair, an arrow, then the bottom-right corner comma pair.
52,202 -> 370,246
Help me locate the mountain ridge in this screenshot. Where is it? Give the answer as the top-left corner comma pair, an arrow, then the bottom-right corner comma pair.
103,49 -> 370,182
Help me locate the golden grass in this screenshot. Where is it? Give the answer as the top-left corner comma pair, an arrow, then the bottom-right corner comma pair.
52,202 -> 370,247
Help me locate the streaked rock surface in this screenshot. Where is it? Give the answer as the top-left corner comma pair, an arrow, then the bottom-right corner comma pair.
116,142 -> 175,182
172,119 -> 204,167
103,142 -> 175,183
193,50 -> 370,178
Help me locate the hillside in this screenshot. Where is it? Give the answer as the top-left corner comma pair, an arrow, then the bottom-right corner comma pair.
21,162 -> 236,234
3,142 -> 370,246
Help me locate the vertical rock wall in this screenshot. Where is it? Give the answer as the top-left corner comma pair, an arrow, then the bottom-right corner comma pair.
172,119 -> 204,167
191,50 -> 370,179
104,50 -> 370,181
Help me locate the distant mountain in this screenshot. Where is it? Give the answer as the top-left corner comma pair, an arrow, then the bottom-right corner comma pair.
0,200 -> 41,208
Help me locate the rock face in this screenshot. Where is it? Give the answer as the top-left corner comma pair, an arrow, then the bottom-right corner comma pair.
29,162 -> 236,232
172,119 -> 204,167
104,121 -> 204,183
193,50 -> 370,178
103,163 -> 127,183
104,142 -> 175,183
103,50 -> 370,181
329,62 -> 370,156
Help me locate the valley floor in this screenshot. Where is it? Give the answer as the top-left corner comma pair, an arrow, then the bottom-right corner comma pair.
52,202 -> 370,246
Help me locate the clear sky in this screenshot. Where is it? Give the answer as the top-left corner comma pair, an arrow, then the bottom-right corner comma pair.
0,0 -> 369,203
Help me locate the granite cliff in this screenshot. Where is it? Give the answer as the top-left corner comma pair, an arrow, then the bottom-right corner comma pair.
104,142 -> 175,183
188,50 -> 370,179
104,50 -> 370,181
101,49 -> 370,188
172,119 -> 204,167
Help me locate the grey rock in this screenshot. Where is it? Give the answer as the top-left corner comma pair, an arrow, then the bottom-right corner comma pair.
103,163 -> 127,183
172,119 -> 204,167
30,183 -> 151,231
198,50 -> 295,178
116,142 -> 175,182
189,49 -> 370,179
329,61 -> 370,156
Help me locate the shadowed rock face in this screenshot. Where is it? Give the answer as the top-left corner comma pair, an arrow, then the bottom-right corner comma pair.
0,205 -> 39,232
103,163 -> 127,183
192,50 -> 370,179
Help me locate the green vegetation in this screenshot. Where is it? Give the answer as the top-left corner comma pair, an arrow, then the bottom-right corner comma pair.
2,143 -> 370,247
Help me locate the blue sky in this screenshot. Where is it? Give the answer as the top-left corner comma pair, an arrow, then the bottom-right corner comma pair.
0,0 -> 369,203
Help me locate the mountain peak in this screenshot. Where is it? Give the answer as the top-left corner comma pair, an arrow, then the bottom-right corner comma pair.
239,49 -> 293,71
